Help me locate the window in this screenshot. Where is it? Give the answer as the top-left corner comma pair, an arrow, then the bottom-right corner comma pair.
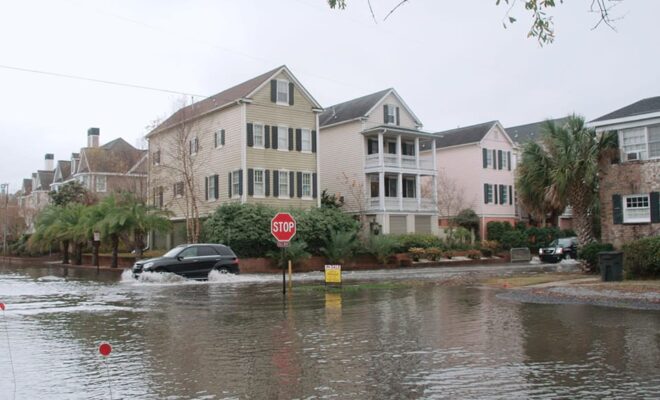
485,150 -> 493,168
278,126 -> 288,150
189,137 -> 198,155
301,129 -> 312,152
367,138 -> 379,155
649,125 -> 660,159
152,150 -> 160,166
197,246 -> 218,256
621,128 -> 646,160
254,169 -> 264,197
174,182 -> 184,198
484,184 -> 493,203
253,124 -> 264,148
276,80 -> 289,104
624,194 -> 650,223
232,171 -> 240,198
385,105 -> 396,124
178,246 -> 198,258
370,176 -> 379,197
403,177 -> 416,198
301,172 -> 312,198
501,152 -> 508,170
214,129 -> 225,148
156,186 -> 163,208
402,142 -> 415,156
278,171 -> 289,197
95,176 -> 106,192
385,176 -> 397,197
208,175 -> 218,200
500,184 -> 508,204
386,141 -> 397,154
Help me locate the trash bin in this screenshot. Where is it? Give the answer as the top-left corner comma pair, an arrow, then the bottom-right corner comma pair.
599,251 -> 623,282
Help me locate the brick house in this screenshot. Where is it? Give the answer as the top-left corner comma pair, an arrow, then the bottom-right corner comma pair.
589,96 -> 660,247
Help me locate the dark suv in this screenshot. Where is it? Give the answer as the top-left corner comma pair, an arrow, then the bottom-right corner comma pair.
132,244 -> 239,279
538,237 -> 578,263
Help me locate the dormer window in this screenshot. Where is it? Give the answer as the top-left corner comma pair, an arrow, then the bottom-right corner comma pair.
277,80 -> 289,104
383,104 -> 399,125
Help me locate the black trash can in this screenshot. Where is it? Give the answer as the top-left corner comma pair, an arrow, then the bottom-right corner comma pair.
599,251 -> 623,282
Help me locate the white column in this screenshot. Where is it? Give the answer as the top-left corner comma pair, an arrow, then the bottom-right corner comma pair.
431,138 -> 437,170
416,174 -> 421,210
415,137 -> 420,169
398,172 -> 403,210
379,171 -> 385,211
397,134 -> 402,168
432,139 -> 438,211
378,132 -> 384,168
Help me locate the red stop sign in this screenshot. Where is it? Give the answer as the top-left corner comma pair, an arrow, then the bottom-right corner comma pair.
271,213 -> 296,242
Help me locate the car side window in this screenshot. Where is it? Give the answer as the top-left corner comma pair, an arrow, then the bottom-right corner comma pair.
198,246 -> 219,256
178,247 -> 198,258
215,246 -> 234,256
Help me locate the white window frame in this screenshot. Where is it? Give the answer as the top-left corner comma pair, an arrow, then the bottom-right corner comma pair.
278,170 -> 289,199
486,184 -> 493,204
174,182 -> 184,198
402,176 -> 416,198
231,170 -> 240,199
386,104 -> 396,124
623,194 -> 650,223
278,125 -> 289,151
301,129 -> 312,152
301,172 -> 312,199
190,137 -> 198,155
152,149 -> 160,166
621,128 -> 647,161
208,175 -> 218,201
276,79 -> 289,105
648,125 -> 660,159
501,184 -> 508,204
95,175 -> 107,193
253,123 -> 264,148
253,168 -> 265,198
501,151 -> 508,170
485,150 -> 493,168
214,130 -> 224,149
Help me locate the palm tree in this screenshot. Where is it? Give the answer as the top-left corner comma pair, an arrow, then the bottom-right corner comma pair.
117,193 -> 171,259
31,205 -> 69,263
61,203 -> 87,265
321,230 -> 357,265
516,115 -> 616,245
94,195 -> 129,268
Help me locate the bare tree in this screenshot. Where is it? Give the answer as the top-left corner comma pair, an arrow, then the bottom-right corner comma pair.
423,170 -> 466,232
339,172 -> 369,234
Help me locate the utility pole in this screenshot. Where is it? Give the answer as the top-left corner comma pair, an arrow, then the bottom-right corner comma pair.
1,183 -> 8,258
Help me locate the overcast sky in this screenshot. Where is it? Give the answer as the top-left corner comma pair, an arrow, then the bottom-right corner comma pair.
1,0 -> 658,191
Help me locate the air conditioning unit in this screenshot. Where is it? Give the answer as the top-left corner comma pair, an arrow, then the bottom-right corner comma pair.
626,152 -> 642,161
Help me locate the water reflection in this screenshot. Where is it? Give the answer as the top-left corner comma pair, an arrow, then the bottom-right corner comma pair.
0,264 -> 658,399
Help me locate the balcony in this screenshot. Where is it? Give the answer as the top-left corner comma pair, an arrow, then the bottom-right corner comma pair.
367,197 -> 436,212
365,153 -> 435,172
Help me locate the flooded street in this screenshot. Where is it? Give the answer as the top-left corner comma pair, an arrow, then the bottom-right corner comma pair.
0,263 -> 659,399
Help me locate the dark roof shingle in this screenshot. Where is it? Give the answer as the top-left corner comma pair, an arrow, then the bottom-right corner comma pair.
423,121 -> 497,150
53,160 -> 72,183
319,88 -> 391,127
36,170 -> 54,190
80,138 -> 146,174
591,96 -> 660,123
506,117 -> 569,145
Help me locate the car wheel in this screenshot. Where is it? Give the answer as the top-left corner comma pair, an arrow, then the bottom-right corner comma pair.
215,267 -> 229,274
154,267 -> 167,273
564,253 -> 572,261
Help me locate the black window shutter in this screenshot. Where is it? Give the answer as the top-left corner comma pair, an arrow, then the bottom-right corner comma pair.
273,171 -> 279,197
507,151 -> 511,171
296,172 -> 302,198
247,123 -> 254,147
288,128 -> 294,151
312,130 -> 317,153
289,172 -> 294,197
247,169 -> 254,196
272,127 -> 278,150
383,105 -> 388,123
214,132 -> 218,148
221,129 -> 225,146
205,177 -> 209,201
296,129 -> 302,151
612,194 -> 623,224
264,126 -> 270,148
265,170 -> 270,196
228,172 -> 232,198
270,80 -> 277,103
509,186 -> 513,205
288,82 -> 294,105
651,192 -> 660,223
494,184 -> 499,204
492,150 -> 497,169
500,184 -> 505,204
498,150 -> 503,170
396,107 -> 400,126
214,175 -> 219,199
484,184 -> 489,204
238,169 -> 243,196
313,173 -> 318,198
482,148 -> 487,168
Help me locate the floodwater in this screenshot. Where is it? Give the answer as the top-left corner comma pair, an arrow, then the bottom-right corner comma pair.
0,263 -> 658,399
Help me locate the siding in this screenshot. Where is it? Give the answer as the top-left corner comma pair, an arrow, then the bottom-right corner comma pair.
364,92 -> 418,130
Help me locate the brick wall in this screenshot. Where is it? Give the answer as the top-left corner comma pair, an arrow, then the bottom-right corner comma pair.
599,160 -> 660,248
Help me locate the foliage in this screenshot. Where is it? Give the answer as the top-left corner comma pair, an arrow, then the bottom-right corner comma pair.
465,249 -> 482,260
49,181 -> 92,206
479,240 -> 499,257
500,230 -> 528,250
622,237 -> 660,279
486,221 -> 513,242
444,250 -> 456,260
526,226 -> 560,248
203,203 -> 277,258
453,209 -> 479,232
449,226 -> 472,245
320,189 -> 344,209
578,242 -> 614,273
267,239 -> 311,269
365,234 -> 399,264
394,234 -> 443,252
408,247 -> 425,261
321,230 -> 357,264
10,234 -> 41,256
424,247 -> 442,261
293,207 -> 360,255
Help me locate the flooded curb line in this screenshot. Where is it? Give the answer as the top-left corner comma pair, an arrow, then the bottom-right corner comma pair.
497,287 -> 660,311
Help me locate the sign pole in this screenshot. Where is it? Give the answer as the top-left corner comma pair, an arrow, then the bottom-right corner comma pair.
288,259 -> 292,290
282,247 -> 286,295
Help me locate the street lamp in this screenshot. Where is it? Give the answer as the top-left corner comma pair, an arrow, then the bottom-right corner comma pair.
1,183 -> 8,258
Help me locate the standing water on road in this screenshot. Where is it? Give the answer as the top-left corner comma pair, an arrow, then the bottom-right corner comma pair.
0,263 -> 658,399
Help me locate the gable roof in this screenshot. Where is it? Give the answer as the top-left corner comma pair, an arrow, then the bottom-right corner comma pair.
423,121 -> 498,149
506,117 -> 570,145
320,88 -> 392,127
78,138 -> 147,174
36,170 -> 54,191
149,65 -> 321,135
591,96 -> 660,123
53,160 -> 72,183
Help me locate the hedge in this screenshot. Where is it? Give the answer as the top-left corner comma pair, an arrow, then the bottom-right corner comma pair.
622,236 -> 660,279
578,242 -> 614,273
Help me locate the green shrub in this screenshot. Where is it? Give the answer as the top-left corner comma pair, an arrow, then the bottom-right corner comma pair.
486,221 -> 513,242
560,229 -> 577,238
267,239 -> 311,269
408,247 -> 425,261
622,236 -> 660,279
444,250 -> 456,259
394,234 -> 442,252
202,203 -> 276,257
480,248 -> 493,257
293,207 -> 360,255
578,242 -> 614,273
365,235 -> 399,264
449,227 -> 472,245
453,209 -> 479,232
321,230 -> 357,264
425,247 -> 443,261
466,249 -> 481,260
500,230 -> 527,250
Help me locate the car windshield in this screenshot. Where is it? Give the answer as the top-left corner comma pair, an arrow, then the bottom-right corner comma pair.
163,246 -> 186,258
558,238 -> 574,246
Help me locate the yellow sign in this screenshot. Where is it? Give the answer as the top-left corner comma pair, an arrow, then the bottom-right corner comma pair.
324,264 -> 342,284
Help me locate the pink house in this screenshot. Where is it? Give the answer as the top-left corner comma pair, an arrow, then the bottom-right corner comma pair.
421,121 -> 517,239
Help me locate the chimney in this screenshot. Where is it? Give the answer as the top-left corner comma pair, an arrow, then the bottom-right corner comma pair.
44,153 -> 54,170
88,127 -> 100,147
32,172 -> 37,189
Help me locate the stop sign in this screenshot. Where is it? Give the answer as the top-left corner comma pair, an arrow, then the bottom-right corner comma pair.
271,212 -> 296,242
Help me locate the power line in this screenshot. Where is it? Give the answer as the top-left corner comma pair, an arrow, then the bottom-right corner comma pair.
0,64 -> 209,98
